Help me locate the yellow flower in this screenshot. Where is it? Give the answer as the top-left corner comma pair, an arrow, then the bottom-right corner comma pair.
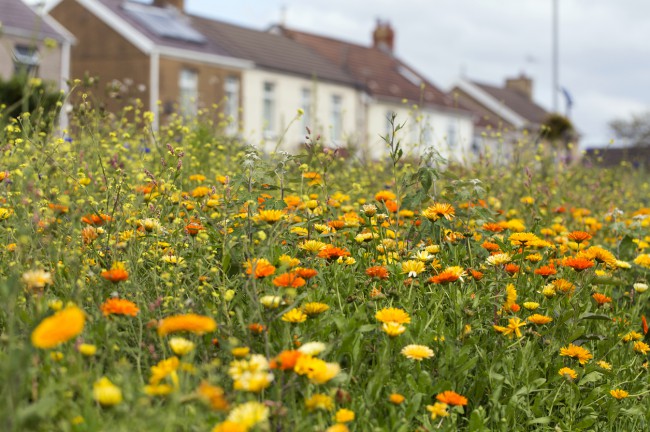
527,314 -> 553,325
382,322 -> 406,337
260,295 -> 283,309
400,344 -> 434,361
486,253 -> 511,266
31,306 -> 85,349
150,357 -> 180,386
282,308 -> 308,323
169,337 -> 195,356
93,377 -> 122,406
335,408 -> 355,423
389,393 -> 405,404
401,260 -> 425,277
558,367 -> 577,380
426,402 -> 449,420
422,203 -> 455,221
305,394 -> 334,411
299,240 -> 327,253
144,384 -> 175,396
559,344 -> 593,364
375,307 -> 411,325
255,209 -> 284,224
231,347 -> 251,358
22,269 -> 53,291
523,302 -> 540,310
610,389 -> 629,400
633,341 -> 650,355
633,254 -> 650,268
78,343 -> 97,356
597,360 -> 612,370
157,314 -> 217,336
294,356 -> 340,384
227,401 -> 269,429
303,302 -> 330,316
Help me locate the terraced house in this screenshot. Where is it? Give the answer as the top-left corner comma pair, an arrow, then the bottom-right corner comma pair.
47,0 -> 474,160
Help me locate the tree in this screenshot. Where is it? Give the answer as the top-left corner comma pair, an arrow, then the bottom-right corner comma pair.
609,111 -> 650,147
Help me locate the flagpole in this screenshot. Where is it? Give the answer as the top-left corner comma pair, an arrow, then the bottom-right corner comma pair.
552,0 -> 559,113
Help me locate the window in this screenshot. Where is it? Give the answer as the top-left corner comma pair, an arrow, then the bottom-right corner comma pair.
179,68 -> 198,117
224,76 -> 239,134
331,95 -> 343,142
447,122 -> 457,148
262,82 -> 276,137
301,88 -> 311,135
13,45 -> 39,76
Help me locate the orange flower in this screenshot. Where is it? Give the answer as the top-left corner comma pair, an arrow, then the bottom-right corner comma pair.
31,306 -> 86,349
294,267 -> 318,279
422,203 -> 455,221
100,298 -> 139,316
592,293 -> 612,305
375,190 -> 396,202
317,246 -> 350,260
270,350 -> 304,370
81,213 -> 112,226
534,264 -> 557,277
81,226 -> 99,244
185,221 -> 204,236
567,231 -> 592,243
328,220 -> 346,230
552,278 -> 575,294
272,272 -> 306,288
562,257 -> 595,271
197,382 -> 229,411
101,268 -> 129,283
48,203 -> 69,214
504,263 -> 520,274
384,199 -> 399,213
366,266 -> 389,279
244,258 -> 276,278
248,323 -> 266,334
436,390 -> 468,406
482,222 -> 504,233
481,241 -> 501,252
158,314 -> 217,336
468,269 -> 484,280
428,267 -> 464,284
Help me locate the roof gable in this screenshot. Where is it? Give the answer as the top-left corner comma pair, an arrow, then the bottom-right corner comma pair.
188,17 -> 358,86
0,0 -> 73,42
472,80 -> 549,126
279,27 -> 456,110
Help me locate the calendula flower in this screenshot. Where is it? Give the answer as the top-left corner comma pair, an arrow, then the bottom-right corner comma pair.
198,382 -> 229,411
389,393 -> 405,404
375,307 -> 411,325
100,298 -> 139,316
158,314 -> 217,336
579,246 -> 618,268
335,408 -> 355,423
375,190 -> 396,202
592,293 -> 612,306
169,337 -> 195,356
401,344 -> 434,361
401,260 -> 425,277
259,295 -> 282,309
366,265 -> 389,279
428,266 -> 464,284
382,322 -> 406,337
633,283 -> 648,293
255,209 -> 284,224
227,401 -> 269,429
270,350 -> 304,370
272,272 -> 306,288
22,269 -> 53,292
622,331 -> 642,343
560,343 -> 593,364
303,302 -> 329,316
567,231 -> 592,243
523,302 -> 540,310
597,360 -> 612,371
294,356 -> 340,384
633,254 -> 650,268
422,203 -> 455,221
436,390 -> 468,406
298,342 -> 327,356
562,256 -> 595,271
493,317 -> 526,338
610,389 -> 629,400
78,343 -> 97,356
486,253 -> 511,266
558,367 -> 577,380
527,314 -> 553,325
509,232 -> 541,246
318,246 -> 350,260
534,264 -> 557,277
93,377 -> 122,406
633,341 -> 650,355
244,258 -> 276,278
305,394 -> 334,411
282,308 -> 307,323
426,402 -> 449,419
31,306 -> 85,349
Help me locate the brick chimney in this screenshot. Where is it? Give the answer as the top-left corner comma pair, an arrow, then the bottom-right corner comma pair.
505,74 -> 533,100
372,19 -> 394,53
153,0 -> 184,12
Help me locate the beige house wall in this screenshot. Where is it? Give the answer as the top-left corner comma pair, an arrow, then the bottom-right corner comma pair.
0,34 -> 63,83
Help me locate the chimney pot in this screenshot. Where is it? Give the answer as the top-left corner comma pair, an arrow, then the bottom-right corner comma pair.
372,20 -> 395,53
505,74 -> 533,100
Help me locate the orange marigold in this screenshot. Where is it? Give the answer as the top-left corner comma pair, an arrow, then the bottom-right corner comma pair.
375,190 -> 396,202
244,258 -> 276,278
293,267 -> 318,279
436,390 -> 468,406
481,241 -> 501,252
366,266 -> 389,279
482,222 -> 504,233
592,293 -> 612,305
534,264 -> 557,277
270,350 -> 304,370
101,268 -> 129,283
504,263 -> 520,274
100,298 -> 139,316
567,231 -> 592,243
81,213 -> 112,226
31,306 -> 86,349
272,272 -> 306,288
562,257 -> 595,271
317,246 -> 350,260
158,314 -> 217,336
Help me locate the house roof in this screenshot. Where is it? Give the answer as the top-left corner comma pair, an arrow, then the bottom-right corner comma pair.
278,27 -> 457,111
471,80 -> 549,126
0,0 -> 74,43
188,17 -> 358,87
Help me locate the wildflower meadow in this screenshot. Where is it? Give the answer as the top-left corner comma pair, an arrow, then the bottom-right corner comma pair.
1,100 -> 649,432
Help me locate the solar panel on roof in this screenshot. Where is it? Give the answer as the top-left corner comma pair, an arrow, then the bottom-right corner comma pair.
122,2 -> 206,44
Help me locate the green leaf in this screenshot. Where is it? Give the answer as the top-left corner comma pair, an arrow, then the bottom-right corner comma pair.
578,371 -> 602,386
579,313 -> 612,321
526,417 -> 551,425
357,324 -> 376,333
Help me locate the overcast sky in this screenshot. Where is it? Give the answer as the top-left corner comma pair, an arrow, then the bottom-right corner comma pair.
182,0 -> 649,148
33,0 -> 650,147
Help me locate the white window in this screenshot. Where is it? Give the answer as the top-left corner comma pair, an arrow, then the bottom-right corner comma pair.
331,95 -> 343,142
301,88 -> 311,135
13,45 -> 39,75
263,82 -> 276,137
224,76 -> 239,134
179,68 -> 198,117
447,122 -> 457,148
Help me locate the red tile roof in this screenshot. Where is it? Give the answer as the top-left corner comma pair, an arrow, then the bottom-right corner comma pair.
472,80 -> 549,126
279,27 -> 457,110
